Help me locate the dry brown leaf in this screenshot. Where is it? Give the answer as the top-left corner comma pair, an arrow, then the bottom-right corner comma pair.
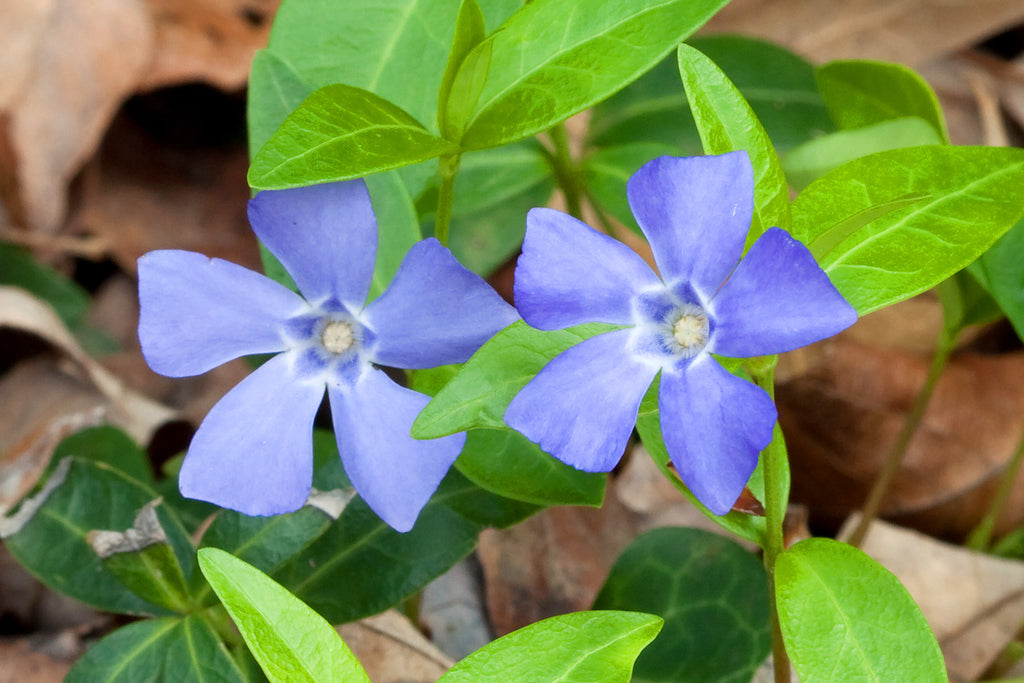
840,515 -> 1024,682
142,0 -> 280,91
705,0 -> 1024,67
779,334 -> 1024,538
0,0 -> 152,232
337,610 -> 452,683
0,636 -> 73,683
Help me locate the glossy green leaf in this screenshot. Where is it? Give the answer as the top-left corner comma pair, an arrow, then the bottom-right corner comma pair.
248,84 -> 456,190
273,469 -> 535,624
65,615 -> 245,683
776,538 -> 946,682
454,0 -> 729,149
412,320 -> 619,438
792,145 -> 1024,315
439,0 -> 489,139
635,378 -> 767,545
589,35 -> 832,154
582,142 -> 685,235
677,43 -> 791,238
0,242 -> 89,329
970,215 -> 1024,339
593,528 -> 771,683
783,117 -> 943,190
199,548 -> 370,683
816,60 -> 948,141
6,458 -> 194,615
439,611 -> 662,682
456,427 -> 605,507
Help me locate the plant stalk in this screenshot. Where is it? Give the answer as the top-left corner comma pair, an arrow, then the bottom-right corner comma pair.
434,152 -> 463,247
967,426 -> 1024,551
545,123 -> 584,220
848,328 -> 957,547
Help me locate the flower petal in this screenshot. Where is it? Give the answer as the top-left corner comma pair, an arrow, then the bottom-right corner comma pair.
248,180 -> 377,308
658,355 -> 776,515
513,208 -> 662,330
138,250 -> 307,377
329,369 -> 464,532
361,238 -> 519,368
627,152 -> 753,298
504,329 -> 659,471
179,352 -> 323,516
708,227 -> 858,357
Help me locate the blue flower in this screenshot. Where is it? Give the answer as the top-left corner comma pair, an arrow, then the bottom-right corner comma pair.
138,180 -> 518,532
504,152 -> 857,515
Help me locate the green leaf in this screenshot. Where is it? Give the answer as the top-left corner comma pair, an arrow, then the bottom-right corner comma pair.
593,528 -> 771,683
412,320 -> 619,438
6,458 -> 194,615
272,469 -> 535,624
635,378 -> 767,546
454,0 -> 729,149
783,117 -> 943,190
65,616 -> 245,683
439,611 -> 662,682
51,425 -> 155,485
247,50 -> 312,158
816,60 -> 949,141
248,84 -> 456,190
439,0 -> 489,139
0,242 -> 90,329
199,548 -> 370,683
677,43 -> 791,238
936,269 -> 1003,333
970,215 -> 1024,339
456,427 -> 606,507
582,142 -> 685,235
776,538 -> 946,682
792,145 -> 1024,315
589,35 -> 832,155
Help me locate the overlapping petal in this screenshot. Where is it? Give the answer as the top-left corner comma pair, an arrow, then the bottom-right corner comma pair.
329,369 -> 465,532
138,250 -> 307,377
514,208 -> 662,330
248,180 -> 377,309
361,238 -> 519,368
178,352 -> 323,516
658,356 -> 776,515
627,152 -> 753,298
709,227 -> 859,357
504,329 -> 660,472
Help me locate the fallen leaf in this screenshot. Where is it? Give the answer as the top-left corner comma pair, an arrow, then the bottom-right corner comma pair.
0,636 -> 74,683
337,610 -> 452,683
419,559 -> 491,660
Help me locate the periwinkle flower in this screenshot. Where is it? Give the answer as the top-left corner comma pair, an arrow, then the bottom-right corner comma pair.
504,152 -> 857,515
138,180 -> 518,532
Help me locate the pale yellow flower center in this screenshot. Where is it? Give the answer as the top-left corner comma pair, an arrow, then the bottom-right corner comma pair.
321,320 -> 355,354
673,312 -> 708,350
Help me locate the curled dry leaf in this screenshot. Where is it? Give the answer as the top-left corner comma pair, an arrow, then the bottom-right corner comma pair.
337,610 -> 452,683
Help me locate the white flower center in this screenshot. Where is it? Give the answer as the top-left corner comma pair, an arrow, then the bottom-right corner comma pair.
321,320 -> 355,354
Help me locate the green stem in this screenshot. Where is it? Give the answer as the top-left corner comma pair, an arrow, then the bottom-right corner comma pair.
750,360 -> 791,683
434,152 -> 462,247
545,123 -> 584,220
967,427 -> 1024,551
848,327 -> 958,547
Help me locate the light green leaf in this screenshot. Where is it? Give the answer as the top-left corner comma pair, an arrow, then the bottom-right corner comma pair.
439,0 -> 489,139
412,320 -> 619,438
783,117 -> 943,190
454,0 -> 729,149
816,59 -> 949,141
593,528 -> 771,683
776,538 -> 946,682
199,548 -> 370,683
247,50 -> 312,158
65,616 -> 245,683
792,145 -> 1024,315
582,142 -> 685,235
677,43 -> 791,238
439,611 -> 662,683
248,85 -> 456,190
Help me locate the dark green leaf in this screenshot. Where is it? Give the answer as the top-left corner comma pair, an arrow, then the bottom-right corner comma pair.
65,616 -> 245,683
776,538 -> 946,682
792,145 -> 1024,315
248,85 -> 456,190
412,320 -> 619,438
593,527 -> 771,683
439,611 -> 662,682
6,458 -> 194,615
677,43 -> 791,237
936,269 -> 1003,333
816,60 -> 948,141
454,0 -> 729,149
0,242 -> 90,329
199,548 -> 370,683
51,425 -> 155,485
456,428 -> 605,507
782,117 -> 943,190
970,215 -> 1024,339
